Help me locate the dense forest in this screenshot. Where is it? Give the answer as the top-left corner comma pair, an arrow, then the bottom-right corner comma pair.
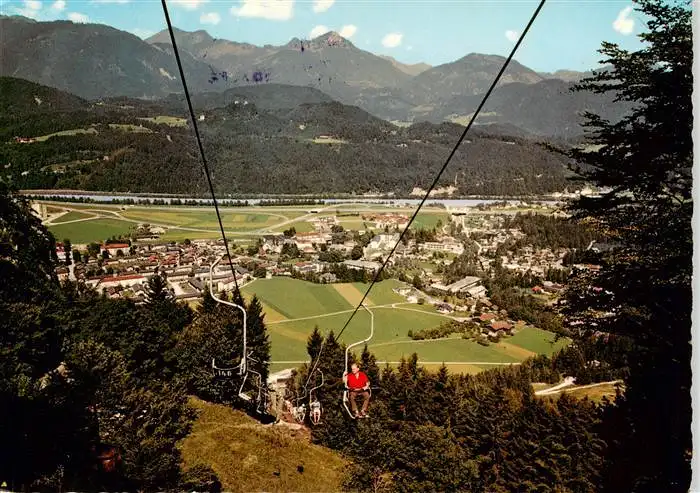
0,77 -> 576,196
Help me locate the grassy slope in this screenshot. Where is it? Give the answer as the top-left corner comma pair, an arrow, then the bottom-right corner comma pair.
241,277 -> 352,319
241,278 -> 570,369
180,398 -> 348,492
507,326 -> 570,354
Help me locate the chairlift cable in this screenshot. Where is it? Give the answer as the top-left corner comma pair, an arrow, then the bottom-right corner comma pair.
161,0 -> 547,386
333,0 -> 547,342
159,0 -> 239,291
303,0 -> 547,380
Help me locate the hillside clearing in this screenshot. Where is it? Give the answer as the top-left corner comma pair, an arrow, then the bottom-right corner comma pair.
180,397 -> 347,492
138,115 -> 187,126
33,127 -> 98,141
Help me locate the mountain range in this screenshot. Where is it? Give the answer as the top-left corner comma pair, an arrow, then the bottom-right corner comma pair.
0,15 -> 628,138
1,76 -> 577,196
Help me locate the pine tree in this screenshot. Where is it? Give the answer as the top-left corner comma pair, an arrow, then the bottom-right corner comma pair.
564,1 -> 692,491
197,288 -> 217,315
306,326 -> 323,361
245,295 -> 271,382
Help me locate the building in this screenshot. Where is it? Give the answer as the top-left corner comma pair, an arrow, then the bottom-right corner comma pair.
343,259 -> 381,272
422,240 -> 464,255
430,276 -> 483,295
101,243 -> 130,257
92,274 -> 148,292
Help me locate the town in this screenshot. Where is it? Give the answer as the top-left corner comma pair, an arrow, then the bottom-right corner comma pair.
44,199 -> 602,349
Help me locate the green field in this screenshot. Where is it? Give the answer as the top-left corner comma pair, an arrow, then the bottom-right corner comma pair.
507,326 -> 570,354
238,278 -> 569,371
411,212 -> 449,230
242,277 -> 351,319
39,202 -> 323,243
53,210 -> 94,222
48,218 -> 135,244
270,220 -> 314,233
120,209 -> 284,232
38,202 -> 453,243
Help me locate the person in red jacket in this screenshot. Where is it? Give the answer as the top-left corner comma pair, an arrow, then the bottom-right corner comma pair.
343,363 -> 370,418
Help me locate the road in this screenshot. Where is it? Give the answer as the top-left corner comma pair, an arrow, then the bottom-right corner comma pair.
266,302 -> 461,325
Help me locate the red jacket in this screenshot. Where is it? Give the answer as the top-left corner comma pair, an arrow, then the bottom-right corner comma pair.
346,371 -> 369,390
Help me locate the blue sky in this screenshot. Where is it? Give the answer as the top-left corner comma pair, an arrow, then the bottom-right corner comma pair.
3,0 -> 647,72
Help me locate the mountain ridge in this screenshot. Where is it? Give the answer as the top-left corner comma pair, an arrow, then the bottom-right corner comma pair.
0,17 -> 629,138
1,75 -> 578,197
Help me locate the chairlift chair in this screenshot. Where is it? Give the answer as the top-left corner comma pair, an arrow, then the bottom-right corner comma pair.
342,305 -> 374,419
208,255 -> 254,404
308,369 -> 324,425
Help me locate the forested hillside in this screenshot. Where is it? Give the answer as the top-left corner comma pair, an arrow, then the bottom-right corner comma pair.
1,77 -> 577,196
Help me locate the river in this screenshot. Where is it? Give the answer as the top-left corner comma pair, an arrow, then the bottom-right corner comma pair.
24,192 -> 564,208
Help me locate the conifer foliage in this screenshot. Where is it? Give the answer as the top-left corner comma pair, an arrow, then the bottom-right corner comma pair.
563,1 -> 692,491
292,333 -> 607,492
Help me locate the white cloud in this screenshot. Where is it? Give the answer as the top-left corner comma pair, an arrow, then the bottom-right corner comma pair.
309,24 -> 329,38
613,6 -> 634,35
406,45 -> 413,51
505,30 -> 519,43
169,0 -> 207,10
339,24 -> 356,38
68,11 -> 89,22
15,0 -> 42,18
231,0 -> 293,20
51,0 -> 65,10
381,32 -> 402,48
312,0 -> 333,13
131,28 -> 155,39
200,11 -> 220,24
92,0 -> 129,3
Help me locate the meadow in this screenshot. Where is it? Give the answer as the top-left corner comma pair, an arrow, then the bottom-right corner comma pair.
48,218 -> 135,244
41,200 -> 449,245
240,278 -> 570,373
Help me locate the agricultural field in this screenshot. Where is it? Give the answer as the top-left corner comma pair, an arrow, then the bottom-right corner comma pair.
37,200 -> 450,245
411,212 -> 449,230
240,278 -> 570,373
39,202 -> 319,243
48,218 -> 135,244
53,210 -> 94,222
118,209 -> 282,231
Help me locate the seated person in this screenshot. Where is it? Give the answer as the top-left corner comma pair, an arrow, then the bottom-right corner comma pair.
343,363 -> 370,418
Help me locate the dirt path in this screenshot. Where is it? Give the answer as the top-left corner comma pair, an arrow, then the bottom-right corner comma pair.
534,378 -> 624,396
534,377 -> 576,395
